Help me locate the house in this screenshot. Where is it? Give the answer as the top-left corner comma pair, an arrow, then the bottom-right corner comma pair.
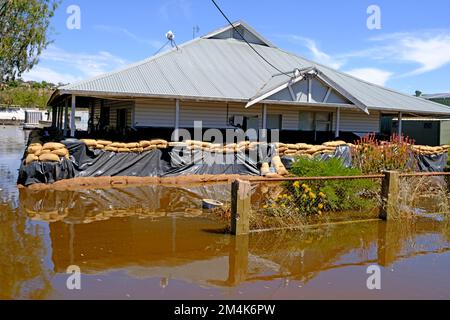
382,117 -> 450,146
422,93 -> 450,107
47,21 -> 450,143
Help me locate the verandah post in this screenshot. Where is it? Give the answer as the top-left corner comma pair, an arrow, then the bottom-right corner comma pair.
380,171 -> 399,220
231,179 -> 251,236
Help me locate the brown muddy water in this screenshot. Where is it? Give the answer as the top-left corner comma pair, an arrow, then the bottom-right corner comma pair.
0,126 -> 449,300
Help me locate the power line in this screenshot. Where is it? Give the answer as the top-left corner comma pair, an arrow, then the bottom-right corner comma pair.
210,0 -> 292,78
153,40 -> 171,56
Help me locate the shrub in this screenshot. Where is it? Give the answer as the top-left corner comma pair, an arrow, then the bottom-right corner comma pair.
352,134 -> 417,174
289,157 -> 378,211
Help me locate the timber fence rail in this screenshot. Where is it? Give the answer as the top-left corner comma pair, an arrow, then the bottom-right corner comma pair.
230,172 -> 450,235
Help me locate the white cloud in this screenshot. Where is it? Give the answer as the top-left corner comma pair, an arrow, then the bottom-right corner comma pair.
345,68 -> 393,86
94,25 -> 164,49
397,34 -> 450,75
23,66 -> 81,85
159,0 -> 192,20
40,46 -> 127,78
345,31 -> 450,76
282,35 -> 346,69
22,46 -> 127,84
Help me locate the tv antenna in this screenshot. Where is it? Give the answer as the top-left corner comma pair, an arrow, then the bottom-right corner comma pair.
192,25 -> 200,39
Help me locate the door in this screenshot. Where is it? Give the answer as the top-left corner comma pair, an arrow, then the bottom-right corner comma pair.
117,109 -> 127,129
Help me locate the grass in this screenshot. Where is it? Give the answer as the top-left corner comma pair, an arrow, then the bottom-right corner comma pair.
395,176 -> 450,220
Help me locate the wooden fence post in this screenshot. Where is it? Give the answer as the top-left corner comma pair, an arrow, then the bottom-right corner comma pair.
231,179 -> 251,236
380,171 -> 399,220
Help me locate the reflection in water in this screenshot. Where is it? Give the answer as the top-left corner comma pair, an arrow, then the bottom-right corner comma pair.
0,126 -> 449,299
0,203 -> 53,299
19,184 -> 231,224
0,126 -> 29,204
5,192 -> 450,299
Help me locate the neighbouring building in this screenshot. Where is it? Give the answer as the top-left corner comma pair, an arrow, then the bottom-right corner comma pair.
385,118 -> 450,146
47,21 -> 450,143
422,93 -> 450,107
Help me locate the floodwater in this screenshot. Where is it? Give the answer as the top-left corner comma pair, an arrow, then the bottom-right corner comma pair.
0,126 -> 449,300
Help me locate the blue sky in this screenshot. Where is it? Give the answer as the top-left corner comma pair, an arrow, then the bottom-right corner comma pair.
23,0 -> 450,95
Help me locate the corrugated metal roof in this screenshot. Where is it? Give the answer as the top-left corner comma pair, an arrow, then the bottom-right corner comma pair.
422,93 -> 450,100
54,22 -> 450,115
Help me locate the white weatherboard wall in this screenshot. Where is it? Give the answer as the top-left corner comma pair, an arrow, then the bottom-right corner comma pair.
133,99 -> 380,133
135,100 -> 264,129
266,104 -> 381,133
105,100 -> 134,128
180,102 -> 263,129
336,110 -> 381,133
266,104 -> 299,130
180,101 -> 228,128
134,99 -> 175,128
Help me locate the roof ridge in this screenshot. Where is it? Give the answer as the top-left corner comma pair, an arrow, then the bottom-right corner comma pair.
202,20 -> 276,48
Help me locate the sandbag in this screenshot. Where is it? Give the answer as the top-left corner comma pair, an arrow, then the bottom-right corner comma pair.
139,141 -> 152,148
39,153 -> 61,162
43,142 -> 66,150
29,143 -> 42,148
27,145 -> 42,155
96,140 -> 112,146
111,142 -> 126,148
286,144 -> 299,150
272,156 -> 289,176
25,154 -> 38,165
126,142 -> 140,149
80,139 -> 97,147
150,139 -> 168,145
323,141 -> 347,147
52,148 -> 69,157
130,147 -> 144,153
36,149 -> 52,156
105,146 -> 118,152
296,143 -> 313,150
260,162 -> 270,176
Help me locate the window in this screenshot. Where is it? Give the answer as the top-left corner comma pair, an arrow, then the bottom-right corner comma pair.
245,116 -> 259,131
299,111 -> 332,131
315,112 -> 332,131
424,122 -> 433,129
267,114 -> 282,130
299,111 -> 315,131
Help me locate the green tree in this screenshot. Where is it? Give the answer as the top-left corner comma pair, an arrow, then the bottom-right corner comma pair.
0,0 -> 60,81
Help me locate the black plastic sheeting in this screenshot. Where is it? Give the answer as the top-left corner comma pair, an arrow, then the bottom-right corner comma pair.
18,140 -> 260,186
417,153 -> 449,172
64,139 -> 172,177
18,140 -> 449,186
18,158 -> 75,186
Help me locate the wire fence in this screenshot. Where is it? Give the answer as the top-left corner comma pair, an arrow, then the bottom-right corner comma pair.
247,176 -> 384,231
397,174 -> 450,218
224,173 -> 450,233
